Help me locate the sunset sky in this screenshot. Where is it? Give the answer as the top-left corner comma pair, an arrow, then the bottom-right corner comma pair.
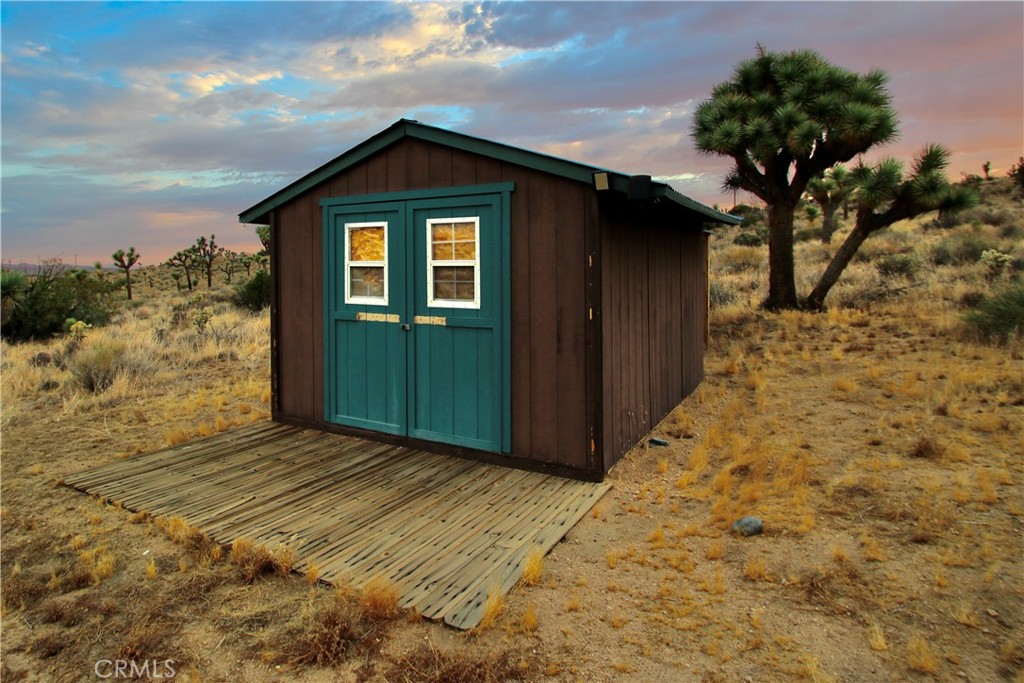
2,1 -> 1022,267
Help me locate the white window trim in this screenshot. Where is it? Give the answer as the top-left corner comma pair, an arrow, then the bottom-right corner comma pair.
426,216 -> 480,310
344,221 -> 388,306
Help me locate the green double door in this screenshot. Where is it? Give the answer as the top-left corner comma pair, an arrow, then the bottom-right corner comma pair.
324,187 -> 510,453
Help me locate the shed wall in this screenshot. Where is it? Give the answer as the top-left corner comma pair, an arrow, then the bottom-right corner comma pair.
272,137 -> 593,474
600,202 -> 708,470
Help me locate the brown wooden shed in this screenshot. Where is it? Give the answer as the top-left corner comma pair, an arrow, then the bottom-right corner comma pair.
239,119 -> 738,481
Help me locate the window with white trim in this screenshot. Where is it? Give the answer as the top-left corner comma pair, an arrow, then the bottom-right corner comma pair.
345,221 -> 387,305
427,217 -> 480,309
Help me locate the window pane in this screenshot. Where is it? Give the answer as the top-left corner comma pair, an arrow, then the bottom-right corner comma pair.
453,223 -> 475,241
453,241 -> 476,259
432,243 -> 455,260
431,224 -> 454,242
433,281 -> 456,300
350,227 -> 384,261
350,266 -> 384,298
433,266 -> 474,301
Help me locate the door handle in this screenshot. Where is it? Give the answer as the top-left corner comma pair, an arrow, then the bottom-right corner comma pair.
400,323 -> 411,331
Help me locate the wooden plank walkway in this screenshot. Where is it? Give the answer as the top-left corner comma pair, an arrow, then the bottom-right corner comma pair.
64,422 -> 609,630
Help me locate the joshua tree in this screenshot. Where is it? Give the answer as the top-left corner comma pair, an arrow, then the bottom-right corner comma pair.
112,247 -> 140,300
982,161 -> 992,181
166,248 -> 198,291
217,249 -> 239,284
692,46 -> 898,309
803,145 -> 977,310
238,252 -> 256,278
806,164 -> 854,244
256,225 -> 270,254
1,269 -> 28,326
194,235 -> 219,288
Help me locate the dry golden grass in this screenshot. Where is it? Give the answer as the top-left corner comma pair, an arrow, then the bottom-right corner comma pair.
907,634 -> 940,674
867,620 -> 888,651
477,583 -> 505,630
520,547 -> 544,586
359,576 -> 401,621
3,187 -> 1022,682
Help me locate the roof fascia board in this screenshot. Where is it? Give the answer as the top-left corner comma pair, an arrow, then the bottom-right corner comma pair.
238,118 -> 739,226
658,187 -> 741,225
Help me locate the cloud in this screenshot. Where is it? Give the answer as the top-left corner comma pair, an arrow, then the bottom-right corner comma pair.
1,1 -> 1021,265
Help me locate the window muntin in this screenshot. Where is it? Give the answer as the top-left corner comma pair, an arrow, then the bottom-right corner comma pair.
345,221 -> 387,304
427,217 -> 479,309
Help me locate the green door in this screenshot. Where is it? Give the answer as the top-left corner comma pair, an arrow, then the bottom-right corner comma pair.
324,186 -> 511,453
325,202 -> 408,436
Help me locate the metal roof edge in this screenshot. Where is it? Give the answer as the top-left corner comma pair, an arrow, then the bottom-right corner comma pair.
238,119 -> 735,226
658,186 -> 742,225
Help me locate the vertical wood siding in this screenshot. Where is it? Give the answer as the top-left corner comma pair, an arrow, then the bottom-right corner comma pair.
600,202 -> 707,470
273,137 -> 590,473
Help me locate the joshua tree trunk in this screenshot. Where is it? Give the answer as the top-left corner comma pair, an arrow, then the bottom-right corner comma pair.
803,219 -> 873,310
764,200 -> 800,310
820,209 -> 837,244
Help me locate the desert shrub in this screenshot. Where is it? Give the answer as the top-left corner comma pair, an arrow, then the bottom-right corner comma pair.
962,206 -> 1016,228
2,263 -> 119,342
999,222 -> 1023,239
709,281 -> 738,309
875,254 -> 920,278
383,642 -> 534,683
718,246 -> 763,273
1008,156 -> 1024,191
69,340 -> 126,393
959,291 -> 987,309
733,232 -> 764,247
930,235 -> 995,266
980,249 -> 1014,279
963,284 -> 1024,343
233,271 -> 270,312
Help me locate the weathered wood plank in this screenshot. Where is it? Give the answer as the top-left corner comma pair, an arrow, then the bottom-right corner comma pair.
63,422 -> 608,630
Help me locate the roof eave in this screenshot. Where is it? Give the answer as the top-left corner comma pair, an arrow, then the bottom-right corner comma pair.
238,118 -> 738,227
658,187 -> 742,225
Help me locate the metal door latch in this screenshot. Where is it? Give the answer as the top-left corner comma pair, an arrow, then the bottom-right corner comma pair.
400,323 -> 411,331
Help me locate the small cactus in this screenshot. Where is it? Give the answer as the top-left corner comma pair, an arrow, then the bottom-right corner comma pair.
980,249 -> 1012,279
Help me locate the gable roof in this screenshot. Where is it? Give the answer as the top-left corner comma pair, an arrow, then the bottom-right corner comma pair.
238,119 -> 740,226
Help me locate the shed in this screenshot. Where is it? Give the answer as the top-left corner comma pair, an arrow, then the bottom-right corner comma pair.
239,119 -> 739,481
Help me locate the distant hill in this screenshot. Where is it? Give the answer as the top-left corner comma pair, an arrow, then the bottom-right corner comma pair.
2,262 -> 119,275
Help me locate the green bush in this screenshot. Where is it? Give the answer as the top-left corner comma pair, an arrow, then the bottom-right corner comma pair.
1,264 -> 119,342
732,232 -> 764,247
233,271 -> 270,312
963,284 -> 1024,343
930,236 -> 995,266
875,254 -> 921,278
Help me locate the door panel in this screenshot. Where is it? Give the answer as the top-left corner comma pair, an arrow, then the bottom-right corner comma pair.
325,204 -> 407,435
411,200 -> 502,451
324,190 -> 507,453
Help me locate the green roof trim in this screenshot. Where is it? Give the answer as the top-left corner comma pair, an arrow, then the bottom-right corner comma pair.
238,119 -> 740,226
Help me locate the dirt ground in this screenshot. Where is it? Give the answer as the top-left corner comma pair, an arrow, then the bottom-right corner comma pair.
2,184 -> 1023,682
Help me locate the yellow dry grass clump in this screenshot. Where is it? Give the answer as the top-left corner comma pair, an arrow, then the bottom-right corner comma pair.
359,575 -> 401,620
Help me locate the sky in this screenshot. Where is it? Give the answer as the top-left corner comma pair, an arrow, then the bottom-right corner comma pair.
2,1 -> 1022,268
